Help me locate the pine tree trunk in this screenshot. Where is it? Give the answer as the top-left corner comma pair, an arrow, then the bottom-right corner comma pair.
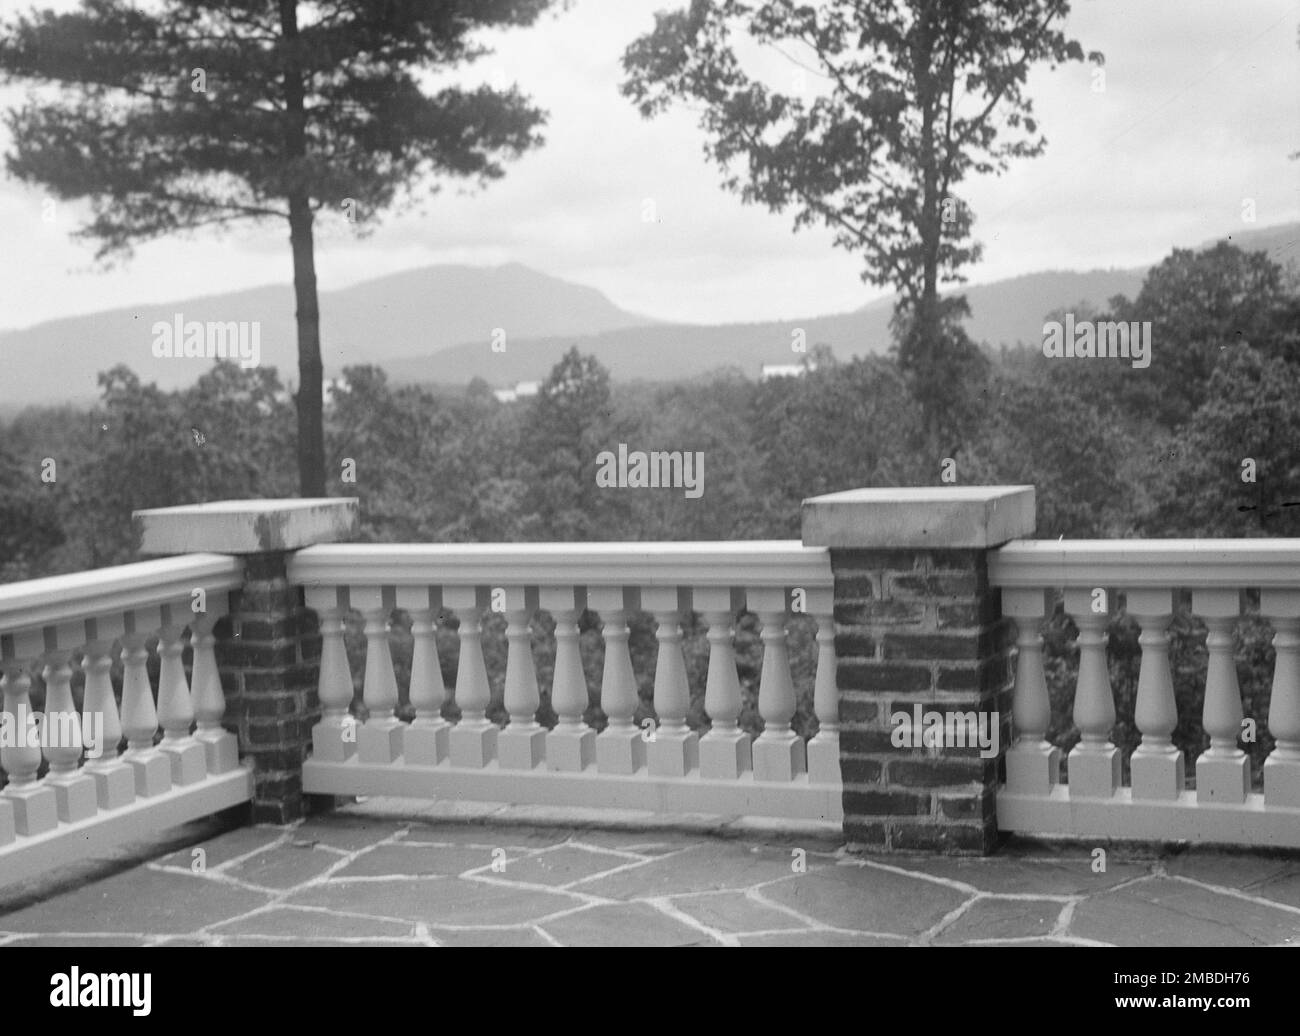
279,0 -> 324,497
290,192 -> 325,497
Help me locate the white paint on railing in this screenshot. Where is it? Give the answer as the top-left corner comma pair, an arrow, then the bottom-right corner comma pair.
0,554 -> 252,887
287,540 -> 833,589
992,539 -> 1300,848
292,540 -> 841,823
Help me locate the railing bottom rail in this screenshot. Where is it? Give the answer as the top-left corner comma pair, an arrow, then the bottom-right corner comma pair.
305,759 -> 842,823
997,786 -> 1300,848
1,764 -> 253,889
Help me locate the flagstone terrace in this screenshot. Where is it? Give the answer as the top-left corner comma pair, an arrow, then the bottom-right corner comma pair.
3,485 -> 1300,894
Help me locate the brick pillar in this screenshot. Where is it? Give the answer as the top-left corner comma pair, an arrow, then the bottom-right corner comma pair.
802,487 -> 1036,855
133,498 -> 359,823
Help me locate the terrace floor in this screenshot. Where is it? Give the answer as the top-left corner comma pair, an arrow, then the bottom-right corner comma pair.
2,800 -> 1299,947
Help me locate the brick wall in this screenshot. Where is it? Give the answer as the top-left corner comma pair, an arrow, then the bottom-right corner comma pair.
833,547 -> 1014,853
216,552 -> 324,823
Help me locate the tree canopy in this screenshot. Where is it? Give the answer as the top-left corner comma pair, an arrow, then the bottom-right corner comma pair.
0,0 -> 560,495
622,0 -> 1100,446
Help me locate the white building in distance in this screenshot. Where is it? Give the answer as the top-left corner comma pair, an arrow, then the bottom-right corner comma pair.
760,363 -> 816,382
494,380 -> 542,403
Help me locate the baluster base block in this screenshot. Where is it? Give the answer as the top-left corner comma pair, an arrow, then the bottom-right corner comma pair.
1131,746 -> 1184,801
196,728 -> 240,774
647,728 -> 699,778
546,726 -> 595,772
449,722 -> 498,769
807,734 -> 841,785
1065,745 -> 1120,799
1005,740 -> 1062,797
46,772 -> 99,823
498,725 -> 547,770
753,732 -> 807,783
1264,755 -> 1300,807
2,784 -> 59,836
125,750 -> 173,798
596,727 -> 646,775
357,718 -> 404,765
85,761 -> 137,810
402,721 -> 451,767
700,729 -> 752,780
312,718 -> 358,763
160,738 -> 208,786
0,797 -> 14,845
1197,753 -> 1250,805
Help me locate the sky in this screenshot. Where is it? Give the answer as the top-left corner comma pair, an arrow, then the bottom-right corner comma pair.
0,0 -> 1296,332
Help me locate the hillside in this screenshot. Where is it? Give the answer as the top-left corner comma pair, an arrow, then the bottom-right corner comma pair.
0,263 -> 659,405
1,220 -> 1294,405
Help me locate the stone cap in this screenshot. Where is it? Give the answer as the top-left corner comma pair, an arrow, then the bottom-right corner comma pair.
133,498 -> 360,556
801,486 -> 1035,549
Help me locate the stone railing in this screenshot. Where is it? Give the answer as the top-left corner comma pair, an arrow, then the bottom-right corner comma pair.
0,554 -> 252,886
992,540 -> 1300,847
12,485 -> 1297,868
286,541 -> 843,821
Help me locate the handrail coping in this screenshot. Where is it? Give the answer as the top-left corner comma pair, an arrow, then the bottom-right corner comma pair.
286,540 -> 833,588
802,485 -> 1036,548
0,553 -> 244,637
991,538 -> 1300,588
134,498 -> 359,556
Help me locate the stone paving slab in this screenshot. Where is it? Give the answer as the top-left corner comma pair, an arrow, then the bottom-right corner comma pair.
1,801 -> 1299,947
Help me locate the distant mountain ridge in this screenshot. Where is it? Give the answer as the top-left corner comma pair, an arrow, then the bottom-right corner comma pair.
1,220 -> 1294,407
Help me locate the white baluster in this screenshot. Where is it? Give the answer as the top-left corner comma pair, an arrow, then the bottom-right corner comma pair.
354,586 -> 402,764
1127,589 -> 1183,800
543,586 -> 595,772
306,586 -> 356,762
397,587 -> 450,766
1263,590 -> 1300,806
1002,589 -> 1060,796
590,586 -> 645,775
445,586 -> 496,768
749,588 -> 806,781
81,616 -> 136,808
1063,588 -> 1119,797
643,585 -> 698,777
119,612 -> 172,797
41,622 -> 98,821
191,605 -> 239,774
0,649 -> 58,835
696,587 -> 750,780
156,615 -> 207,784
805,589 -> 840,785
1193,589 -> 1249,804
499,587 -> 546,769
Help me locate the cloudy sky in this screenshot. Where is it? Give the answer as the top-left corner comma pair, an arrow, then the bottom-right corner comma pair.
0,0 -> 1296,331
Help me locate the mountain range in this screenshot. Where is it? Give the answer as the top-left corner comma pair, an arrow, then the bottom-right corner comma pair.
1,220 -> 1295,409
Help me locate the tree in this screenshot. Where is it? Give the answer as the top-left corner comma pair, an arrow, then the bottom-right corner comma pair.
0,0 -> 558,496
1138,346 -> 1300,538
1103,242 -> 1299,428
623,0 -> 1099,446
0,438 -> 66,582
67,361 -> 300,567
959,360 -> 1133,538
521,347 -> 617,540
749,353 -> 925,535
